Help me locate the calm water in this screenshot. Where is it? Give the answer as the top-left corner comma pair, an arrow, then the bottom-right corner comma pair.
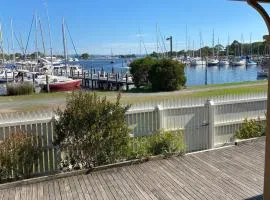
0,59 -> 265,95
185,64 -> 264,86
79,59 -> 264,86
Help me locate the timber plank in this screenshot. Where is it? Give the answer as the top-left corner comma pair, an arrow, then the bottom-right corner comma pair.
108,168 -> 131,200
37,182 -> 44,200
76,175 -> 92,200
53,180 -> 62,200
85,173 -> 104,200
67,176 -> 80,200
57,178 -> 68,200
14,187 -> 22,200
48,180 -> 56,200
137,160 -> 189,200
62,176 -> 73,200
95,172 -> 116,200
128,163 -> 170,200
82,174 -> 98,200
71,175 -> 86,200
0,189 -> 9,200
124,165 -> 158,200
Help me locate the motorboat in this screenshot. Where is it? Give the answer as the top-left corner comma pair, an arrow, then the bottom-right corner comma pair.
207,58 -> 219,66
190,57 -> 206,66
231,58 -> 246,66
246,60 -> 257,66
219,59 -> 230,66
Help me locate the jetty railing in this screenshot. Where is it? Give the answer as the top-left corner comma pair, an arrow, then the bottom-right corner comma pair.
0,92 -> 267,176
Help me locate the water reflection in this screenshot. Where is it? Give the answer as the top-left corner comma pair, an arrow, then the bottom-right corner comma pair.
185,64 -> 261,86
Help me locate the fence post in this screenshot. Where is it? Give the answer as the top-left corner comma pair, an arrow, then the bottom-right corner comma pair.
205,99 -> 215,149
155,105 -> 163,130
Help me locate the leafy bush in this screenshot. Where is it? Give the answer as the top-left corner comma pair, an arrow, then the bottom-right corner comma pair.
235,118 -> 266,139
54,91 -> 131,169
148,130 -> 185,156
127,130 -> 185,159
149,58 -> 186,91
0,131 -> 41,183
7,82 -> 34,96
129,57 -> 156,88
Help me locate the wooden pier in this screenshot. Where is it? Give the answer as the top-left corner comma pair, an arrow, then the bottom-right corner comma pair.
54,69 -> 134,91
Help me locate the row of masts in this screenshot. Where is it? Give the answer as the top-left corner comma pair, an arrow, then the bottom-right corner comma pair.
0,11 -> 53,66
0,3 -> 74,70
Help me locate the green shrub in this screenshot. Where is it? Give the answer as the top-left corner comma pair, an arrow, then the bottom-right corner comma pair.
7,82 -> 34,96
129,57 -> 156,88
127,136 -> 150,159
0,131 -> 41,183
127,130 -> 185,159
235,118 -> 266,139
148,130 -> 185,155
54,91 -> 131,169
149,58 -> 186,91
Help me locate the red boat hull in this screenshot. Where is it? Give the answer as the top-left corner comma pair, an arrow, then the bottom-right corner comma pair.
49,79 -> 81,92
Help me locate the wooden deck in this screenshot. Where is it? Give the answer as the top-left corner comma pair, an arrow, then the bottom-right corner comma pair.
0,138 -> 265,200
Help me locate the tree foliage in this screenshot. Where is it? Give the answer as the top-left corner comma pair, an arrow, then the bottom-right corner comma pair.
129,57 -> 156,88
0,131 -> 41,182
54,91 -> 131,169
149,59 -> 186,91
150,39 -> 269,58
80,53 -> 90,60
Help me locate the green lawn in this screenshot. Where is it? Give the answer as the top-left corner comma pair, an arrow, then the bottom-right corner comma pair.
0,80 -> 267,112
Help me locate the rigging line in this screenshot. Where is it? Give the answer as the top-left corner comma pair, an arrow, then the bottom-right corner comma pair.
14,32 -> 24,54
25,15 -> 35,55
39,17 -> 46,56
65,22 -> 79,58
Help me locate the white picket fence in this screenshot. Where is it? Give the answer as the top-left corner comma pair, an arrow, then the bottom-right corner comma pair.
0,92 -> 267,176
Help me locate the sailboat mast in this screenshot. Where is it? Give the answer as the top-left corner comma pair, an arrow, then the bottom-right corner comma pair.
199,32 -> 202,58
45,0 -> 53,65
241,34 -> 244,56
250,33 -> 252,57
35,12 -> 39,62
185,25 -> 188,55
138,26 -> 142,55
227,35 -> 230,57
0,23 -> 5,64
156,23 -> 159,54
39,17 -> 46,56
6,36 -> 10,61
10,19 -> 15,64
217,37 -> 219,60
62,18 -> 68,68
192,40 -> 194,57
212,29 -> 215,58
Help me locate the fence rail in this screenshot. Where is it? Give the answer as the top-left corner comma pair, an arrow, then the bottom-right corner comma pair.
0,92 -> 267,177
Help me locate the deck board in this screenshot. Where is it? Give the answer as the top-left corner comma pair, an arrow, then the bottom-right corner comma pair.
0,137 -> 265,200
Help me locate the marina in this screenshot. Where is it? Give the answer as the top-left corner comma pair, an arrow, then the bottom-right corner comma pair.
0,57 -> 266,95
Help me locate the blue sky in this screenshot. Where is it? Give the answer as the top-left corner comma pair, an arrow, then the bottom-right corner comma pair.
1,0 -> 270,55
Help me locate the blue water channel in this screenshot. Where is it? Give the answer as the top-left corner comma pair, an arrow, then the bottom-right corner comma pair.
79,59 -> 264,86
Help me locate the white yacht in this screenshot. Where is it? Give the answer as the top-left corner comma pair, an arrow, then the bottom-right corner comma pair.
246,60 -> 257,66
207,58 -> 219,66
231,58 -> 246,66
190,57 -> 206,66
219,59 -> 230,66
0,69 -> 18,83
